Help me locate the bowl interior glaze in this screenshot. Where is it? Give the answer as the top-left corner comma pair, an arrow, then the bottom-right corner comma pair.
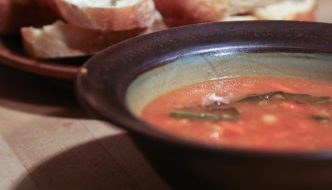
127,52 -> 332,116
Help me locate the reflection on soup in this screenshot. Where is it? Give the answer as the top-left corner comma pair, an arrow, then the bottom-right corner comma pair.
141,77 -> 332,152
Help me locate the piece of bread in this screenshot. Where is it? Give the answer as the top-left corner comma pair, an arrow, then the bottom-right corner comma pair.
140,11 -> 167,35
21,21 -> 145,59
153,0 -> 226,26
221,0 -> 317,22
53,0 -> 157,31
254,0 -> 317,21
21,13 -> 166,59
220,0 -> 284,15
153,0 -> 282,26
0,0 -> 57,34
18,0 -> 317,59
221,15 -> 258,22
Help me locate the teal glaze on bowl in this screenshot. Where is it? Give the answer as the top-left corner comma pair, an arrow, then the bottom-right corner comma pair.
127,52 -> 332,116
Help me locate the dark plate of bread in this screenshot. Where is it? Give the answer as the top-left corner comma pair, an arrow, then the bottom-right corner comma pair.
0,0 -> 317,80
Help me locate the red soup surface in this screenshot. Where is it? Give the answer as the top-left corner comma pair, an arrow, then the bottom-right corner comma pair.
141,76 -> 332,152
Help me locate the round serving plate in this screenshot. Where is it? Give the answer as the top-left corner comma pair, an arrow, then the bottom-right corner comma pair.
0,35 -> 86,80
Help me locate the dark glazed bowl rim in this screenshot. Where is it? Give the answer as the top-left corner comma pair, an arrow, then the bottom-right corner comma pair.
76,21 -> 332,159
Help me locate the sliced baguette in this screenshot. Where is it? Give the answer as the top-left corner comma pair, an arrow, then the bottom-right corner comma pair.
53,0 -> 157,31
140,11 -> 167,35
21,21 -> 145,59
222,0 -> 283,15
153,0 -> 282,26
21,14 -> 166,59
254,0 -> 317,21
153,0 -> 227,26
221,15 -> 258,22
221,0 -> 317,22
0,0 -> 57,34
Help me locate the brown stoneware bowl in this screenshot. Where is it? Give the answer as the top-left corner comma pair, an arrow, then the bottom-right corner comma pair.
76,21 -> 332,190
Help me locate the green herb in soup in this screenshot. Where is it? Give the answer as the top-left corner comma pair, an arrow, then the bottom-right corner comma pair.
310,115 -> 330,123
170,107 -> 239,121
239,91 -> 332,105
170,92 -> 332,123
141,76 -> 332,152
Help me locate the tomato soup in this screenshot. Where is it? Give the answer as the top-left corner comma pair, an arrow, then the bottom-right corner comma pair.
141,77 -> 332,152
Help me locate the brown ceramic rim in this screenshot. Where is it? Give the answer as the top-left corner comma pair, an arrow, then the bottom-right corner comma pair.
0,37 -> 80,80
76,21 -> 332,159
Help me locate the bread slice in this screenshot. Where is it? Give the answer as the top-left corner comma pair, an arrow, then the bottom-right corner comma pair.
21,13 -> 166,59
0,0 -> 57,34
153,0 -> 282,26
254,0 -> 317,21
222,0 -> 284,15
140,11 -> 167,35
221,15 -> 258,22
21,21 -> 145,59
53,0 -> 157,31
153,0 -> 225,26
221,0 -> 317,22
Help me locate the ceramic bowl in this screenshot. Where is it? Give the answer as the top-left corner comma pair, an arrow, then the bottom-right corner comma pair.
76,21 -> 332,190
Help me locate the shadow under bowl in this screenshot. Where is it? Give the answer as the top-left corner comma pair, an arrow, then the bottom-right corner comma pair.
76,21 -> 332,190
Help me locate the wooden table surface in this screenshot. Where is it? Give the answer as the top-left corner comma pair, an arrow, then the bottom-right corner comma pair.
1,1 -> 332,189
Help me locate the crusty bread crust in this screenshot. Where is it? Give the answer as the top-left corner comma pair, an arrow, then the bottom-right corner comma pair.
21,21 -> 145,58
154,0 -> 283,26
154,0 -> 227,26
292,2 -> 317,21
0,0 -> 57,34
54,0 -> 157,31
